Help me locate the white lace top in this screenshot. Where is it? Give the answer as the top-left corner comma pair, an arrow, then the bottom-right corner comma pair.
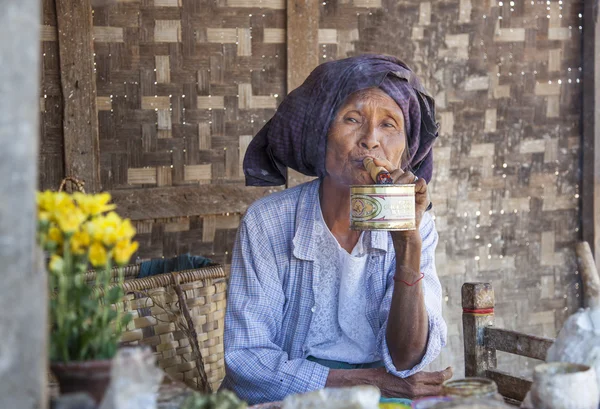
304,207 -> 379,364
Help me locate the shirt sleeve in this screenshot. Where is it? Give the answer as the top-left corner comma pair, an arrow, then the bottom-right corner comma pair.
221,210 -> 329,405
377,212 -> 447,377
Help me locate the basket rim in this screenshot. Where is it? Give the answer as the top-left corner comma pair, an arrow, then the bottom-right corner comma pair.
85,261 -> 222,279
89,264 -> 227,294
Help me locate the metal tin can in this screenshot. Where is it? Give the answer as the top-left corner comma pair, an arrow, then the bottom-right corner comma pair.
350,184 -> 416,231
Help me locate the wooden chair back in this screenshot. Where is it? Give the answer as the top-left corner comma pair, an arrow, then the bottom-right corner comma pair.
462,282 -> 555,404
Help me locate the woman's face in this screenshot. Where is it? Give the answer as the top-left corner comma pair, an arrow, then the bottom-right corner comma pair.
325,87 -> 407,186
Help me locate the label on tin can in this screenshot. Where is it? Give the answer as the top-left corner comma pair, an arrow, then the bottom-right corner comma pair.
350,185 -> 416,231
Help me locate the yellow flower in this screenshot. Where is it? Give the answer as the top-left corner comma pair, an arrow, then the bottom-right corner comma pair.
48,226 -> 63,244
88,242 -> 108,267
86,212 -> 135,247
116,219 -> 136,241
86,218 -> 103,243
37,191 -> 75,216
49,255 -> 64,273
36,191 -> 56,212
73,192 -> 116,217
103,229 -> 119,247
71,230 -> 91,255
38,210 -> 50,224
56,207 -> 86,235
113,240 -> 139,266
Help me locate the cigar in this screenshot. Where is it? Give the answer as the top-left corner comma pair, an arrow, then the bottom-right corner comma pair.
363,157 -> 393,185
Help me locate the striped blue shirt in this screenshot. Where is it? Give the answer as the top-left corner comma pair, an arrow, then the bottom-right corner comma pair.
220,179 -> 446,405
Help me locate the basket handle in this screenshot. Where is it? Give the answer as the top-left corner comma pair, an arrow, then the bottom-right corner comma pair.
171,271 -> 212,393
58,177 -> 86,193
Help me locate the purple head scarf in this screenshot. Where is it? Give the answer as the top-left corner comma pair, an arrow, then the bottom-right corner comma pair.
243,54 -> 439,186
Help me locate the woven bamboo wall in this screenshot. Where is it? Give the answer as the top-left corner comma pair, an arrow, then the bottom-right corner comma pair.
317,0 -> 583,374
40,0 -> 584,377
89,0 -> 285,191
132,214 -> 240,267
39,0 -> 285,267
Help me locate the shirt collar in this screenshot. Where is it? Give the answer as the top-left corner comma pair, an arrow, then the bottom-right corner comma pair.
292,179 -> 389,261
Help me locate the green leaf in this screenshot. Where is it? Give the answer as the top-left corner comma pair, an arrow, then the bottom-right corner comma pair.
121,313 -> 132,327
107,309 -> 117,322
108,286 -> 123,303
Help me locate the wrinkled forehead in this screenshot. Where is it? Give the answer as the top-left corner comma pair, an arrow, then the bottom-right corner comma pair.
340,87 -> 405,118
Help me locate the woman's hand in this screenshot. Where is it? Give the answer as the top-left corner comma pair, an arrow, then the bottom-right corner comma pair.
327,367 -> 453,399
374,367 -> 453,399
372,158 -> 429,242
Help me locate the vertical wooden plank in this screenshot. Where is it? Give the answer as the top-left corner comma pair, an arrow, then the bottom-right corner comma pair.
582,0 -> 600,271
0,1 -> 47,408
156,55 -> 171,83
286,0 -> 319,188
287,0 -> 318,91
56,0 -> 101,192
462,283 -> 497,377
203,215 -> 216,243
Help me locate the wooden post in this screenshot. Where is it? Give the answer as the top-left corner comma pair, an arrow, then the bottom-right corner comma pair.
582,0 -> 600,271
462,282 -> 497,377
286,0 -> 319,188
576,241 -> 600,308
56,0 -> 101,192
286,0 -> 319,92
0,1 -> 46,408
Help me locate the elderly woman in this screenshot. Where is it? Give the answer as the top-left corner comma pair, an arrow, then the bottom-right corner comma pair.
220,54 -> 450,405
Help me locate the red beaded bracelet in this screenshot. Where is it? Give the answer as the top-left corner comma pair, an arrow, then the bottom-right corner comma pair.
394,271 -> 425,286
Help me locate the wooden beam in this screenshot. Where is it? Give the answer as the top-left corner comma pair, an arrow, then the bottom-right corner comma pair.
286,0 -> 319,188
56,0 -> 101,192
110,185 -> 281,221
582,0 -> 600,270
462,283 -> 497,378
486,369 -> 532,403
484,327 -> 553,361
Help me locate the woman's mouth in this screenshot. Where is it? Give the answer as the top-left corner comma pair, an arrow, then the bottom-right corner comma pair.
352,156 -> 375,169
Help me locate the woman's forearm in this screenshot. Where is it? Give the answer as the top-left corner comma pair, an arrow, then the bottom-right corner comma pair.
386,234 -> 429,370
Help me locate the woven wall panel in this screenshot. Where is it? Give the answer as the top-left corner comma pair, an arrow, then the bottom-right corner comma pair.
319,0 -> 583,375
87,0 -> 286,190
39,0 -> 285,268
132,214 -> 239,268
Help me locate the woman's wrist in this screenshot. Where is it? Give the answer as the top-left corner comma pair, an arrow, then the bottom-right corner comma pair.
392,231 -> 422,251
325,368 -> 376,388
392,232 -> 423,285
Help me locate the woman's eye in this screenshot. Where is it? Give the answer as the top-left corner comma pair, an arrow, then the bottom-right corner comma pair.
383,122 -> 396,128
346,117 -> 359,123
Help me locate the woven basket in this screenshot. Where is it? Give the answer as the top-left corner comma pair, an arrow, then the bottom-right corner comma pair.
87,263 -> 228,392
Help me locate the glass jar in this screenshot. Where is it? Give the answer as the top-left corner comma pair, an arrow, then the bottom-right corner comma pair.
442,378 -> 503,401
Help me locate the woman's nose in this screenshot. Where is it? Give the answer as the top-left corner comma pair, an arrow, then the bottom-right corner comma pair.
359,129 -> 380,150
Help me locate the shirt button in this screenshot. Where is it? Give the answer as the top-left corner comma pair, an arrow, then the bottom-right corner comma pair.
311,305 -> 316,313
